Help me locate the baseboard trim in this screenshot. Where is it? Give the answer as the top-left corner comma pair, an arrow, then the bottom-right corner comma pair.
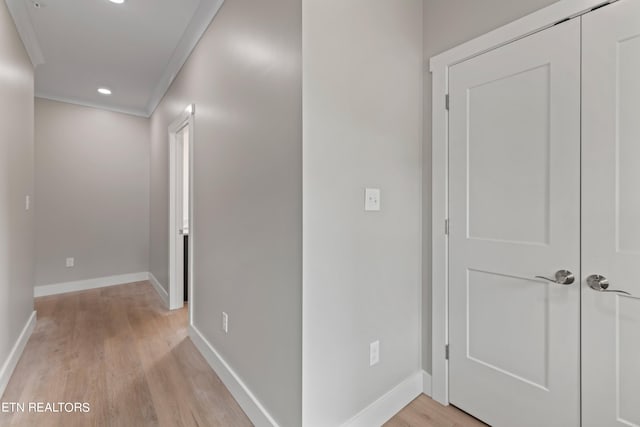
148,272 -> 169,308
34,272 -> 149,297
0,311 -> 36,398
343,371 -> 422,427
422,370 -> 432,397
188,324 -> 280,427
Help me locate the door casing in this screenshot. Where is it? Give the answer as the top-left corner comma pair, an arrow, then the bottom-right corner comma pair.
168,105 -> 195,320
429,0 -> 620,406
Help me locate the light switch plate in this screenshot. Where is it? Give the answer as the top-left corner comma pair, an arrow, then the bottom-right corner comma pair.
25,195 -> 30,211
365,188 -> 381,211
66,257 -> 74,268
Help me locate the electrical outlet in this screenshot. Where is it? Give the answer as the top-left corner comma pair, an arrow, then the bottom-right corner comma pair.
66,257 -> 74,268
365,188 -> 381,211
222,312 -> 229,333
370,340 -> 380,366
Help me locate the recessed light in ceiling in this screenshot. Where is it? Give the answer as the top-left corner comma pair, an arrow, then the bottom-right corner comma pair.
109,0 -> 125,4
97,88 -> 112,95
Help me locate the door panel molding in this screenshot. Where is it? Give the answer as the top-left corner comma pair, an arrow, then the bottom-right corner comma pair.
447,19 -> 580,426
429,0 -> 619,409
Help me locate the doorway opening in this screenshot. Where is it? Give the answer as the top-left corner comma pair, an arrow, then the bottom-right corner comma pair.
168,105 -> 195,314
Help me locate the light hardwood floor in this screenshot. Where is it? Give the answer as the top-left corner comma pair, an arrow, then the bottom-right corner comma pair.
0,281 -> 486,427
385,395 -> 487,427
0,281 -> 252,427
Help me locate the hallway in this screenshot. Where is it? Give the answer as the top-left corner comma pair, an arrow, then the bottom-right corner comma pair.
0,282 -> 251,427
0,281 -> 486,427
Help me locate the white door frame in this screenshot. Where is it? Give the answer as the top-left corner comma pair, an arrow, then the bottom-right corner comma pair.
429,0 -> 617,405
168,104 -> 195,318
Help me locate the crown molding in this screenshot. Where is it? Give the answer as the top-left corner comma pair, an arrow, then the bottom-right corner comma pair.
144,0 -> 225,116
35,93 -> 149,118
5,0 -> 45,66
8,0 -> 225,117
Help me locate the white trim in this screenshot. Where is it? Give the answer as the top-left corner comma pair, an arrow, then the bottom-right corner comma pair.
5,0 -> 224,118
429,0 -> 613,72
145,1 -> 224,116
188,104 -> 195,327
5,0 -> 45,66
34,94 -> 149,118
429,0 -> 613,406
8,0 -> 224,116
0,311 -> 37,398
34,272 -> 149,297
342,372 -> 422,427
431,58 -> 450,406
188,324 -> 280,427
422,370 -> 432,397
148,272 -> 169,308
168,106 -> 195,312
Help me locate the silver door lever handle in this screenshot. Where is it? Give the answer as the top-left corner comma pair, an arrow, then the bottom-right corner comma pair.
587,274 -> 637,298
535,270 -> 575,285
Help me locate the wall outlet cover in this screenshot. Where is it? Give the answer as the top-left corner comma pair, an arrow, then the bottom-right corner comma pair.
370,340 -> 380,366
222,312 -> 229,333
365,188 -> 381,211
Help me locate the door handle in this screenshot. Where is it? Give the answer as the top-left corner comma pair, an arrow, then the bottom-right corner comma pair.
586,274 -> 637,298
535,269 -> 575,285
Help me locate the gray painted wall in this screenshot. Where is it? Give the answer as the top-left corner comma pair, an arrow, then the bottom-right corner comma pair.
421,0 -> 561,372
148,0 -> 302,425
0,0 -> 34,386
302,1 -> 423,425
34,98 -> 149,287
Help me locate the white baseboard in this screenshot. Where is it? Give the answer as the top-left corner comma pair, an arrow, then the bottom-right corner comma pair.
0,311 -> 36,398
148,272 -> 169,308
188,324 -> 280,427
343,372 -> 423,427
34,272 -> 149,297
422,370 -> 432,397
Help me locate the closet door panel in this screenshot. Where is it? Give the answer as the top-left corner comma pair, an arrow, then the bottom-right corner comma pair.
582,1 -> 640,426
448,18 -> 581,427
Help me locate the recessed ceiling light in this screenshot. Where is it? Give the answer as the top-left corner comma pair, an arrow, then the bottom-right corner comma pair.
109,0 -> 125,4
97,88 -> 112,95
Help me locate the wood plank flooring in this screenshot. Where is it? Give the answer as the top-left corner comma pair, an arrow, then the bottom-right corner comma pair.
385,395 -> 487,427
0,281 -> 487,427
0,282 -> 252,427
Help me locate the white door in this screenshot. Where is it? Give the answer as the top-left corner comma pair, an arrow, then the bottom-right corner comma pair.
169,119 -> 190,310
448,19 -> 581,427
582,1 -> 640,426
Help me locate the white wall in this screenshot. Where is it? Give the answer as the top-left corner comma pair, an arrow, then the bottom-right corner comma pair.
148,0 -> 302,425
0,0 -> 34,392
302,1 -> 423,425
421,0 -> 561,373
34,98 -> 149,288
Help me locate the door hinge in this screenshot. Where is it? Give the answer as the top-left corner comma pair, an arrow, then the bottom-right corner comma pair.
445,94 -> 450,111
445,344 -> 450,360
444,219 -> 449,235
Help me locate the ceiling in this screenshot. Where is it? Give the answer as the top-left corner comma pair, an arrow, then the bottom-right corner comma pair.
6,0 -> 225,117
